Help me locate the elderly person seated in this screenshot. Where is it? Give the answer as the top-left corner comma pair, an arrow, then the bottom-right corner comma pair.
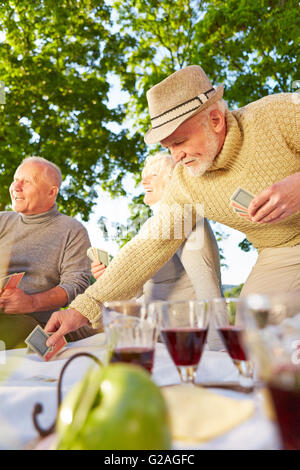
0,156 -> 93,348
92,152 -> 223,349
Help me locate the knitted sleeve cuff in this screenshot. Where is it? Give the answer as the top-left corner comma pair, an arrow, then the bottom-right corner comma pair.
69,292 -> 103,330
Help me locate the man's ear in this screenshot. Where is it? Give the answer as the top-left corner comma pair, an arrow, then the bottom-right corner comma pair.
50,186 -> 59,199
209,109 -> 226,134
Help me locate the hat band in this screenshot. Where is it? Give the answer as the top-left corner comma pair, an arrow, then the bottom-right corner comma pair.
150,87 -> 215,130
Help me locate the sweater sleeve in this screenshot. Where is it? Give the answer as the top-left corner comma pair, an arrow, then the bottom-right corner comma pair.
58,221 -> 92,304
69,168 -> 195,328
274,93 -> 300,154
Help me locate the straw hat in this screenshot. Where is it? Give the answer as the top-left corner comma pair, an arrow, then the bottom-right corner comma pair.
144,65 -> 224,145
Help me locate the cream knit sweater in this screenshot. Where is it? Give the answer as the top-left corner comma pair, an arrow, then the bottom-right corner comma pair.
70,93 -> 300,327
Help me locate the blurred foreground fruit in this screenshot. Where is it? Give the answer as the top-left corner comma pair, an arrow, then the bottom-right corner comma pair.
56,363 -> 171,450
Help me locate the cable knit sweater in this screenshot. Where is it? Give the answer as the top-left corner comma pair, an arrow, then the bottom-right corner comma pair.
70,93 -> 300,328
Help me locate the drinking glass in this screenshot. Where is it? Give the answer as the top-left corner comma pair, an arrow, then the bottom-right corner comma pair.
211,297 -> 254,388
149,300 -> 209,384
102,300 -> 157,373
242,299 -> 300,450
240,292 -> 300,329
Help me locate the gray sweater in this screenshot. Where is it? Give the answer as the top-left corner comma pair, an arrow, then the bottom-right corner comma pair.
0,204 -> 91,324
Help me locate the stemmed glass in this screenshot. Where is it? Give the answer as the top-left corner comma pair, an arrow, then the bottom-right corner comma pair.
240,292 -> 300,450
149,300 -> 209,384
102,300 -> 157,373
211,297 -> 254,388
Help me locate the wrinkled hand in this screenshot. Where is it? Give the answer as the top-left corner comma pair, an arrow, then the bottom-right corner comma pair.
44,308 -> 88,347
0,288 -> 34,314
248,173 -> 300,223
91,261 -> 106,280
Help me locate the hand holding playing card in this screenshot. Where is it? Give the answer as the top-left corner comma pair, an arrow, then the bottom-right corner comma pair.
0,287 -> 34,314
45,308 -> 89,347
248,173 -> 300,223
25,325 -> 67,361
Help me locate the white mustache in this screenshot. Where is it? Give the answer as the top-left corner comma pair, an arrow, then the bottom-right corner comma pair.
180,157 -> 197,165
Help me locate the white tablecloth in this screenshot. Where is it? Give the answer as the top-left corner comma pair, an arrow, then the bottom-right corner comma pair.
0,333 -> 281,450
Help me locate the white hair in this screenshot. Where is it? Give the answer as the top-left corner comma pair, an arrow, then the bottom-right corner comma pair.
143,152 -> 175,178
19,156 -> 62,188
197,99 -> 228,124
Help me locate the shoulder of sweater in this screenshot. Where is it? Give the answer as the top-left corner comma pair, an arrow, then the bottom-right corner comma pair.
0,210 -> 18,216
232,93 -> 296,119
0,211 -> 19,222
56,211 -> 88,233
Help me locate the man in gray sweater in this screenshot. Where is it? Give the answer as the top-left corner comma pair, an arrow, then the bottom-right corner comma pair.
0,156 -> 92,348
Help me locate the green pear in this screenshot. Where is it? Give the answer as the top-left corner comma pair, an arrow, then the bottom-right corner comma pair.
56,363 -> 171,450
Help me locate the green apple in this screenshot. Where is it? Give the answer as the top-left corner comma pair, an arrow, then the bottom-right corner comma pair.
56,363 -> 171,450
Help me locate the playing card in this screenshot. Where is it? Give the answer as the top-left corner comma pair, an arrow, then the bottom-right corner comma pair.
25,325 -> 66,361
230,187 -> 255,210
96,249 -> 109,266
87,247 -> 110,266
0,272 -> 25,290
3,272 -> 25,289
92,247 -> 97,260
231,201 -> 250,212
233,207 -> 248,214
87,247 -> 95,262
44,334 -> 67,361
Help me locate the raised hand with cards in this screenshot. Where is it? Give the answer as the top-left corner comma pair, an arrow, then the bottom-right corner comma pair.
87,247 -> 111,280
87,247 -> 110,266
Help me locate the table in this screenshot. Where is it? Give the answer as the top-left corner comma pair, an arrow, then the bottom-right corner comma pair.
0,333 -> 281,450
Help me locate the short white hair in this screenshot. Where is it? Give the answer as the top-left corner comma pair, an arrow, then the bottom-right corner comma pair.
143,152 -> 175,178
198,99 -> 228,124
19,156 -> 62,188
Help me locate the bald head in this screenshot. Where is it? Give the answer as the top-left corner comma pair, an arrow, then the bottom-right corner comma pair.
20,156 -> 62,188
10,157 -> 62,215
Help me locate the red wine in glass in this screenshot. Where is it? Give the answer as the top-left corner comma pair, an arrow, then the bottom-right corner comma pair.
268,383 -> 300,450
217,326 -> 247,361
160,327 -> 208,366
110,347 -> 154,373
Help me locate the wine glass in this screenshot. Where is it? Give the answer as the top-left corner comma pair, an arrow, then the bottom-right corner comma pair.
210,297 -> 254,388
102,300 -> 157,373
241,292 -> 300,450
149,300 -> 209,384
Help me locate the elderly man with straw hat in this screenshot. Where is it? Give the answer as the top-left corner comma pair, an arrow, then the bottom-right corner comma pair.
45,65 -> 300,346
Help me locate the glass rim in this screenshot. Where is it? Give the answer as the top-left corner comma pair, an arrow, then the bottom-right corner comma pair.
148,299 -> 208,307
103,299 -> 146,307
210,297 -> 240,302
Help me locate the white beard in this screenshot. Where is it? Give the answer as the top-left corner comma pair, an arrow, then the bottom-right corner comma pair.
185,154 -> 215,177
183,126 -> 220,177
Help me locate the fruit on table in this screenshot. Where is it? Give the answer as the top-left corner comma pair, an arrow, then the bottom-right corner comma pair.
56,363 -> 171,450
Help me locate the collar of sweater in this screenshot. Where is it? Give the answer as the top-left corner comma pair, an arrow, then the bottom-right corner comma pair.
20,203 -> 60,224
207,109 -> 243,172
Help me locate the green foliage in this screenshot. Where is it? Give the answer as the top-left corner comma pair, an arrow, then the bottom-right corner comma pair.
113,0 -> 299,118
108,0 -> 299,255
238,237 -> 254,252
224,283 -> 244,297
0,0 -> 144,219
1,0 -> 299,245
